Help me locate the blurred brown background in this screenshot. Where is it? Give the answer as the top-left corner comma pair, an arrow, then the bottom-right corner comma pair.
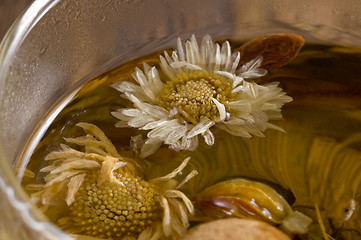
0,0 -> 33,40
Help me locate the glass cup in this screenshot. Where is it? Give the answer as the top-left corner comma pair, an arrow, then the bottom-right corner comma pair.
1,0 -> 361,239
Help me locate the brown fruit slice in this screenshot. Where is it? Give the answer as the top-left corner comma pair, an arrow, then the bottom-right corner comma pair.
237,34 -> 304,70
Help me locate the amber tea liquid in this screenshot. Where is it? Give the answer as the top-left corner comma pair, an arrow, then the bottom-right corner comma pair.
20,43 -> 361,239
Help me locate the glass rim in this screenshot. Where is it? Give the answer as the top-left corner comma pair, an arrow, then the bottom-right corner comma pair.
0,0 -> 71,238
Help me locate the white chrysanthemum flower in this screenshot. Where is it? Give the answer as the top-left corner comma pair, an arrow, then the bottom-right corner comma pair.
27,123 -> 197,240
112,34 -> 293,157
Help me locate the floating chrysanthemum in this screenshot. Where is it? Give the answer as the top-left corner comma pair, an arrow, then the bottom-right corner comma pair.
27,123 -> 197,240
112,34 -> 293,157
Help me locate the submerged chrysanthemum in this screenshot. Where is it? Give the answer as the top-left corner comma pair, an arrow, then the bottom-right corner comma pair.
27,123 -> 197,240
112,35 -> 293,158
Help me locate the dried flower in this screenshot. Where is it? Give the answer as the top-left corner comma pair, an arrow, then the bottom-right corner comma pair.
112,34 -> 292,157
27,123 -> 197,240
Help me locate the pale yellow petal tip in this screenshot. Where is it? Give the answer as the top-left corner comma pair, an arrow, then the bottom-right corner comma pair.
281,210 -> 313,234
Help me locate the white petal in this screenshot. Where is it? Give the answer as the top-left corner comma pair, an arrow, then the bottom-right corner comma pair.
239,55 -> 263,73
134,67 -> 157,101
243,81 -> 259,98
232,84 -> 245,94
164,125 -> 188,145
113,161 -> 127,171
121,108 -> 142,117
160,55 -> 176,79
168,107 -> 178,118
143,62 -> 151,73
112,81 -> 150,102
166,189 -> 194,214
111,110 -> 134,121
133,67 -> 147,85
232,76 -> 244,88
224,117 -> 246,126
45,170 -> 81,187
230,51 -> 240,73
50,160 -> 100,174
154,157 -> 191,181
253,110 -> 269,122
213,44 -> 221,72
190,34 -> 201,64
128,116 -> 155,128
226,100 -> 251,112
186,37 -> 196,65
240,68 -> 267,78
218,123 -> 252,138
126,93 -> 169,119
186,136 -> 199,151
177,37 -> 185,61
221,41 -> 232,71
266,122 -> 286,132
201,34 -> 214,70
147,120 -> 180,140
112,81 -> 142,94
187,117 -> 215,138
261,103 -> 278,111
66,173 -> 86,206
140,138 -> 163,158
141,119 -> 169,130
202,130 -> 215,146
149,66 -> 164,95
214,70 -> 234,80
163,50 -> 173,63
171,50 -> 180,62
170,135 -> 199,151
159,196 -> 171,236
170,61 -> 203,71
212,98 -> 226,121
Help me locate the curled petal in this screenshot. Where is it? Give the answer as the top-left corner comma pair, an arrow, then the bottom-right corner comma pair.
202,130 -> 215,146
212,98 -> 226,121
48,160 -> 100,174
187,117 -> 215,139
164,125 -> 188,145
66,173 -> 86,206
221,41 -> 232,71
140,138 -> 163,158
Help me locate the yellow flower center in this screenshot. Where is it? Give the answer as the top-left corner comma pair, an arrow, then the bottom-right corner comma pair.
157,71 -> 235,124
69,169 -> 160,239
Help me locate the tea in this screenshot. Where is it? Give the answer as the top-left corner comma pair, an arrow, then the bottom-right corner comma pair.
20,38 -> 361,239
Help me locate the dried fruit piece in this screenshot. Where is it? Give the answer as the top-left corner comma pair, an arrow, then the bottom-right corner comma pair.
182,218 -> 291,240
236,34 -> 304,70
193,178 -> 311,234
